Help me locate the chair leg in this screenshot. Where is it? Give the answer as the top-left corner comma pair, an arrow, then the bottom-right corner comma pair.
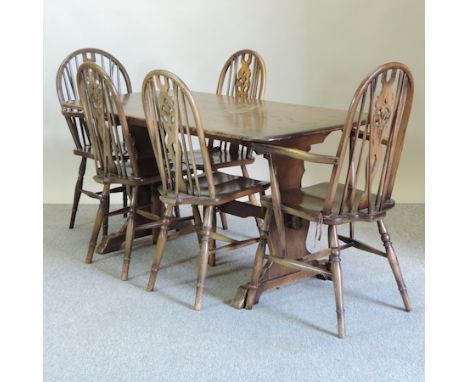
146,204 -> 174,292
328,225 -> 345,338
208,207 -> 217,266
194,205 -> 214,311
245,207 -> 273,309
220,210 -> 229,230
192,205 -> 203,246
123,186 -> 128,218
349,222 -> 355,239
150,185 -> 159,244
102,192 -> 110,236
85,184 -> 110,264
69,157 -> 87,229
241,164 -> 262,230
377,220 -> 411,312
121,186 -> 138,281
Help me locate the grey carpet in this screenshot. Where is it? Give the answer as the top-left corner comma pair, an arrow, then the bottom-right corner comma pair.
44,204 -> 424,382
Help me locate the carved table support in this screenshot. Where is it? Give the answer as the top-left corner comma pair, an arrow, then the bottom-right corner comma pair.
231,132 -> 336,308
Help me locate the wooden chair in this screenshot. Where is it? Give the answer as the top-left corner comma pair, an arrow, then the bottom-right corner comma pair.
246,62 -> 414,338
56,48 -> 132,229
197,49 -> 266,232
77,62 -> 164,281
142,69 -> 269,310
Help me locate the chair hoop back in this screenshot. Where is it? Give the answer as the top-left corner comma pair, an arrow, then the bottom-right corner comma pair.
56,48 -> 132,152
324,62 -> 414,216
56,48 -> 132,107
77,62 -> 138,179
216,49 -> 266,100
142,70 -> 216,198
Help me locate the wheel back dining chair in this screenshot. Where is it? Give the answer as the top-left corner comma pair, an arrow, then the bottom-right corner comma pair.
246,62 -> 414,338
77,62 -> 164,281
198,49 -> 266,172
142,70 -> 269,310
56,48 -> 132,229
210,49 -> 266,172
195,50 -> 266,236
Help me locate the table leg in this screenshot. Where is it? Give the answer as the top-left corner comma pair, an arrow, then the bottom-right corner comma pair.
232,133 -> 333,308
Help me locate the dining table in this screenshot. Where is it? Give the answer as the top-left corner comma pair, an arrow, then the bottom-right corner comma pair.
94,91 -> 349,308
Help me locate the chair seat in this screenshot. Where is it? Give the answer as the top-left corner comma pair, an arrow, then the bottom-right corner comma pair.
162,172 -> 268,206
261,182 -> 395,224
193,147 -> 254,170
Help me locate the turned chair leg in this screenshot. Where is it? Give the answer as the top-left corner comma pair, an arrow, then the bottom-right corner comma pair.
377,220 -> 411,312
85,184 -> 110,264
194,205 -> 214,311
192,205 -> 203,246
121,186 -> 138,281
69,157 -> 87,229
102,192 -> 110,236
150,185 -> 160,244
349,221 -> 355,239
220,211 -> 228,231
208,207 -> 217,266
123,186 -> 128,218
146,204 -> 174,292
245,207 -> 273,309
328,225 -> 345,338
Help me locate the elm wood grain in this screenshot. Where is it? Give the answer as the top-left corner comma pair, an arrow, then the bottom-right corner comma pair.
141,70 -> 269,310
245,62 -> 414,338
56,48 -> 132,229
120,92 -> 346,142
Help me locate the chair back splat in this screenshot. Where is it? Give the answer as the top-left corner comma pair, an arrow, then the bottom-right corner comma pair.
216,49 -> 266,100
142,70 -> 216,200
325,62 -> 414,218
77,62 -> 139,181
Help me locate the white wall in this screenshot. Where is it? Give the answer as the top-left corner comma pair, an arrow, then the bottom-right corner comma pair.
44,0 -> 424,203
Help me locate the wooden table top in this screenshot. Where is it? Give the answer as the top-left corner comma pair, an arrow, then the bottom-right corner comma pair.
121,92 -> 347,143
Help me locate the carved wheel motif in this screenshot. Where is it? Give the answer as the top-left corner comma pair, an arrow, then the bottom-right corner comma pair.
359,70 -> 397,209
156,80 -> 177,164
86,70 -> 103,119
155,76 -> 187,192
235,55 -> 253,99
85,69 -> 107,166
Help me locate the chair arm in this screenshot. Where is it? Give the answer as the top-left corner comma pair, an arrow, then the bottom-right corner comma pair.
251,143 -> 338,165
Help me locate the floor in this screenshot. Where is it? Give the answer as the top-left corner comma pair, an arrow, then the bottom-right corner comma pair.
44,204 -> 424,382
